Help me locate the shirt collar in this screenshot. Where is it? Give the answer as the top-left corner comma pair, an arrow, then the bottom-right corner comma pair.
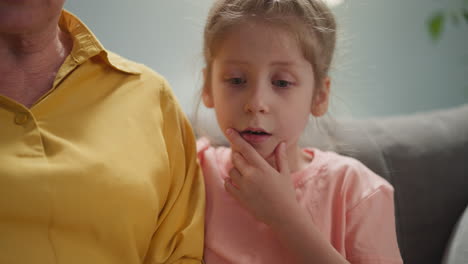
59,10 -> 141,75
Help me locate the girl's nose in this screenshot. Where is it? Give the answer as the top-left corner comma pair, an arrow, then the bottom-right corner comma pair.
244,88 -> 269,114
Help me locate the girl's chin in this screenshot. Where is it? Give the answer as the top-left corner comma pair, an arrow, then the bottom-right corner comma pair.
254,147 -> 277,166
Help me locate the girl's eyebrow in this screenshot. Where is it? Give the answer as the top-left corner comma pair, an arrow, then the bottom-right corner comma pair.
221,60 -> 250,65
270,61 -> 300,67
221,60 -> 301,67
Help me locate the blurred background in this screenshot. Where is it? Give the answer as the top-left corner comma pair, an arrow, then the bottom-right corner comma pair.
65,0 -> 468,118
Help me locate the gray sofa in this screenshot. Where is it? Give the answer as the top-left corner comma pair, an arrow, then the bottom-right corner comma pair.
194,103 -> 468,264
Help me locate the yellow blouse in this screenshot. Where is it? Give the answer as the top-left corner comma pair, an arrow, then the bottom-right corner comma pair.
0,10 -> 204,264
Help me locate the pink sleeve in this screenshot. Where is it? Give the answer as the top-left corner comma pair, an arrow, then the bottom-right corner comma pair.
345,186 -> 403,264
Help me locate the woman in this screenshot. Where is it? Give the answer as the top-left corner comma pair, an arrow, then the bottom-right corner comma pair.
0,1 -> 204,263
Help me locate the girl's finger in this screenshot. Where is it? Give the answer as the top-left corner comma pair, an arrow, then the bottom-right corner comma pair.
224,178 -> 243,202
232,151 -> 255,178
226,128 -> 266,166
275,142 -> 289,174
228,167 -> 243,186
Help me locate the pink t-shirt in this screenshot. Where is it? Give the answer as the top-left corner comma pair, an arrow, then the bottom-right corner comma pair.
197,138 -> 403,264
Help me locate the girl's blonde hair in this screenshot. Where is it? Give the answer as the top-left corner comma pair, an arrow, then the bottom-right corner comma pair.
203,0 -> 337,90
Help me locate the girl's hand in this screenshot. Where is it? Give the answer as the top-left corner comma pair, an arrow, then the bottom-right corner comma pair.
224,128 -> 350,264
224,128 -> 301,227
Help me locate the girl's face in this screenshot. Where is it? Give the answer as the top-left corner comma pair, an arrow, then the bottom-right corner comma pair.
203,21 -> 329,169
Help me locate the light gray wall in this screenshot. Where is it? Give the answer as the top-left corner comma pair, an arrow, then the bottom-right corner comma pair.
65,0 -> 468,118
330,0 -> 468,117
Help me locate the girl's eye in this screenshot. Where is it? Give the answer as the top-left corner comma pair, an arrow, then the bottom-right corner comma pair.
227,77 -> 246,85
272,79 -> 292,88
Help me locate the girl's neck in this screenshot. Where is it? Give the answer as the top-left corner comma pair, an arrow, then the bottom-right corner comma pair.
266,144 -> 313,174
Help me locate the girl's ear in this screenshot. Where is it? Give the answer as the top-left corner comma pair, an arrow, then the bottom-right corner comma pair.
311,77 -> 331,117
202,68 -> 214,108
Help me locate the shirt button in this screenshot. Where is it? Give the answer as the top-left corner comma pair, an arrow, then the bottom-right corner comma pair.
15,112 -> 29,125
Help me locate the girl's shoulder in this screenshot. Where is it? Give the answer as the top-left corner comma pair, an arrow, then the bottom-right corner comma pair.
196,137 -> 232,169
300,148 -> 394,208
196,136 -> 231,154
305,147 -> 392,187
196,137 -> 212,155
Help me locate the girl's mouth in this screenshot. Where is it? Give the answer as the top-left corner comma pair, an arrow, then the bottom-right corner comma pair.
240,129 -> 272,144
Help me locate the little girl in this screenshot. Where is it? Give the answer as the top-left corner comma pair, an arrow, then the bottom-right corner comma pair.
196,0 -> 403,263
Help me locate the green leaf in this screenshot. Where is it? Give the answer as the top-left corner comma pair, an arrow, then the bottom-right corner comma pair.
427,12 -> 445,41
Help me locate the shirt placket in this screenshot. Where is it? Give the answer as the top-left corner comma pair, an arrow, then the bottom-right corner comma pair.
0,97 -> 57,263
